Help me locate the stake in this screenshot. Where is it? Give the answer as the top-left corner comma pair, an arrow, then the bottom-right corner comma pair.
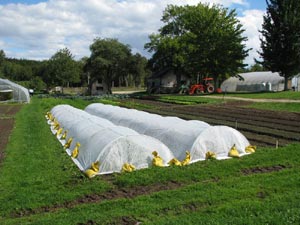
276,140 -> 279,149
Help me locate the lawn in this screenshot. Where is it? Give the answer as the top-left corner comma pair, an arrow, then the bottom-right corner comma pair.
0,97 -> 299,224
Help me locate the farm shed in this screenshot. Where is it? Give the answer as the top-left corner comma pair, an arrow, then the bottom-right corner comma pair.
0,78 -> 30,103
85,103 -> 252,162
49,105 -> 174,175
147,69 -> 190,94
221,71 -> 286,92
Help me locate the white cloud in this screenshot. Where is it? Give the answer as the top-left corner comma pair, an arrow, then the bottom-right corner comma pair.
0,0 -> 263,65
238,9 -> 265,65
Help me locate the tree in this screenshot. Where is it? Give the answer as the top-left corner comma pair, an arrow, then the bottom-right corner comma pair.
128,53 -> 149,87
45,48 -> 80,91
145,3 -> 250,88
0,50 -> 5,66
87,38 -> 132,94
258,0 -> 300,90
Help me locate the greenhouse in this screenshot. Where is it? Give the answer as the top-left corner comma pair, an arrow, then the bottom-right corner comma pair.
292,74 -> 300,91
85,103 -> 252,162
0,78 -> 30,102
48,105 -> 174,176
221,71 -> 285,92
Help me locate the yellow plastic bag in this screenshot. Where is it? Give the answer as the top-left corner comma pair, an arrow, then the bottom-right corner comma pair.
228,144 -> 240,158
245,145 -> 256,153
84,161 -> 100,178
168,158 -> 182,166
206,151 -> 216,160
60,130 -> 67,140
121,163 -> 136,172
152,151 -> 164,167
181,151 -> 191,166
71,142 -> 80,158
64,137 -> 73,149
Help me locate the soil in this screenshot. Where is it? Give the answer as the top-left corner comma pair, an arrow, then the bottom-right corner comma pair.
120,98 -> 300,147
241,164 -> 289,175
0,105 -> 22,164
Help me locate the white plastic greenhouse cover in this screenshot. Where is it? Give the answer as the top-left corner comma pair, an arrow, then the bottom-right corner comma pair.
50,105 -> 174,174
0,78 -> 30,103
221,71 -> 285,92
85,103 -> 250,161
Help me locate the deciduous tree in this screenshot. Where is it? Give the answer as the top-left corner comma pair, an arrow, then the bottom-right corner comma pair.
45,48 -> 80,92
145,3 -> 250,89
88,38 -> 131,94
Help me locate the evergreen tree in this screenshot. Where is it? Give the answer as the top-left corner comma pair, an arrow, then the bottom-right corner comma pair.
259,0 -> 300,90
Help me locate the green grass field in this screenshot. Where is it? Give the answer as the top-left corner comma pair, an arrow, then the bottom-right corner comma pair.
0,97 -> 300,224
220,90 -> 300,100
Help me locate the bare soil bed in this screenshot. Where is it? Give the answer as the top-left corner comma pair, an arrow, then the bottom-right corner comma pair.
121,98 -> 300,147
0,105 -> 22,163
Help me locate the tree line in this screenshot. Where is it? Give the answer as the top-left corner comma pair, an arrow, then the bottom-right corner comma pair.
0,0 -> 299,93
0,41 -> 149,94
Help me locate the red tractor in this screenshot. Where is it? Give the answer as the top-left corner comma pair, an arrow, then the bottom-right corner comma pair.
180,78 -> 215,95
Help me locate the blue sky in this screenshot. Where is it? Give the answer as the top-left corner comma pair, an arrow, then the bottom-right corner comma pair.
0,0 -> 267,65
248,0 -> 267,10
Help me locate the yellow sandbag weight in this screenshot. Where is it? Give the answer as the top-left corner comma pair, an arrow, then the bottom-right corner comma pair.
152,151 -> 164,167
64,137 -> 73,149
205,151 -> 216,160
122,163 -> 136,172
228,144 -> 240,158
168,151 -> 191,166
85,161 -> 100,178
71,142 -> 80,158
245,145 -> 256,153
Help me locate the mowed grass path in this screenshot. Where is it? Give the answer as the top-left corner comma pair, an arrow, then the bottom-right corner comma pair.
0,97 -> 299,224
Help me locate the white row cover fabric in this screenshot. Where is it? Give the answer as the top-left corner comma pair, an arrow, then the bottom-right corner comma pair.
221,71 -> 285,92
0,78 -> 30,103
50,105 -> 174,174
190,126 -> 250,162
85,103 -> 250,162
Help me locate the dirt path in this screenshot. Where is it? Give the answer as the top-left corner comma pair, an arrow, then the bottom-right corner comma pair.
0,105 -> 22,163
121,98 -> 300,147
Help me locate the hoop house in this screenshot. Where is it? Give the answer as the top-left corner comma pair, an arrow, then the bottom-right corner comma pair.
85,103 -> 251,161
221,71 -> 285,92
49,105 -> 174,175
0,78 -> 30,103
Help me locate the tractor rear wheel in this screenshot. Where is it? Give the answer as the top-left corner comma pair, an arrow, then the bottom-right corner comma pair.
206,85 -> 215,93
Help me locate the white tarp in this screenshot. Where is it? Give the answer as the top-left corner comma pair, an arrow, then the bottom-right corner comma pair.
85,103 -> 251,162
0,78 -> 30,103
49,105 -> 174,175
